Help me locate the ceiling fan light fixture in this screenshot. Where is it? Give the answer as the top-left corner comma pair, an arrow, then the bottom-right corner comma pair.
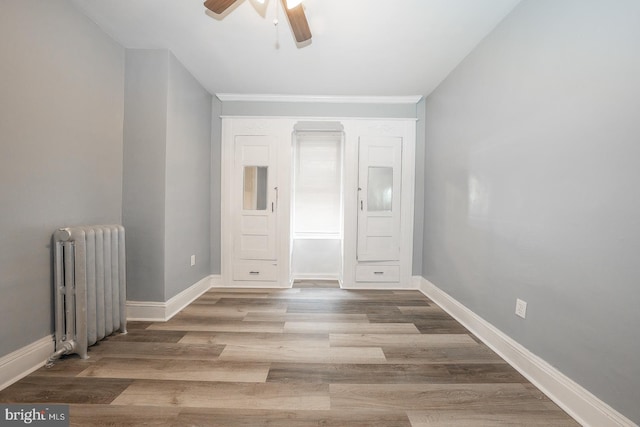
285,0 -> 303,9
204,0 -> 311,43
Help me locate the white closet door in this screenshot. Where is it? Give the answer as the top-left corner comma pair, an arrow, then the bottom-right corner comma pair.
234,136 -> 277,260
357,136 -> 402,261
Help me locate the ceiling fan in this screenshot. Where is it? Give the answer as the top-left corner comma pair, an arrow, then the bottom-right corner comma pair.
204,0 -> 312,43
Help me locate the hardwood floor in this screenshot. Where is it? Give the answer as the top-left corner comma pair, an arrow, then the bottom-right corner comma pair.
0,282 -> 579,426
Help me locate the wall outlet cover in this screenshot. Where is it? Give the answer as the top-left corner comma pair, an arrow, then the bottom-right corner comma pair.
190,255 -> 196,266
515,298 -> 527,319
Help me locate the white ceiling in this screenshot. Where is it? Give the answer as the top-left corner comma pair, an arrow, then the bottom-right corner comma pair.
70,0 -> 521,97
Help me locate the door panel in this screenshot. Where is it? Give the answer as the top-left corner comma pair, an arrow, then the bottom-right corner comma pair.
234,136 -> 277,260
357,136 -> 402,261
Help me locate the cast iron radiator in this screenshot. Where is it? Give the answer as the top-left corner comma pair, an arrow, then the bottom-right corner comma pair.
48,225 -> 127,364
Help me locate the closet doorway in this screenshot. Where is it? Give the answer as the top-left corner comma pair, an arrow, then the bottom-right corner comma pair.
290,122 -> 345,285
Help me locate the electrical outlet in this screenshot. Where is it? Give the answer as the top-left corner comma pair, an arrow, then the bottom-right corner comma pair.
190,255 -> 196,266
515,298 -> 527,319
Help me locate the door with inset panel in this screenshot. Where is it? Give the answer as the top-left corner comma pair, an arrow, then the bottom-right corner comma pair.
357,136 -> 402,262
233,136 -> 278,280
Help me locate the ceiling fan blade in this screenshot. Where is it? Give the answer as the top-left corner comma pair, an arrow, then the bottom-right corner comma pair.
203,0 -> 240,14
281,1 -> 312,43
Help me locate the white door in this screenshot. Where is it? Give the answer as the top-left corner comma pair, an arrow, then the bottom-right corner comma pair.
357,136 -> 402,261
234,136 -> 278,260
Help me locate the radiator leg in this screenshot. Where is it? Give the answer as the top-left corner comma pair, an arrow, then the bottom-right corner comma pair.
45,341 -> 74,368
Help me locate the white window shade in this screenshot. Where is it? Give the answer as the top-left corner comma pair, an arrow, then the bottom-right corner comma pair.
294,133 -> 343,236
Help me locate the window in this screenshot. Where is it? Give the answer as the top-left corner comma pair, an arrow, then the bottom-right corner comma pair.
293,132 -> 343,236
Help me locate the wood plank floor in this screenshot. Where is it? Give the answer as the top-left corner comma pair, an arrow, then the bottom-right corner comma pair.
0,281 -> 580,426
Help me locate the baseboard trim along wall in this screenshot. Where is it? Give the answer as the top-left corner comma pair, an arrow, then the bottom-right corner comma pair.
0,335 -> 54,391
417,276 -> 635,427
0,276 -> 220,392
126,274 -> 220,321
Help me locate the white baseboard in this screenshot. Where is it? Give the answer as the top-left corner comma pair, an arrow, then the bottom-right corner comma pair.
127,275 -> 219,321
417,276 -> 636,427
212,278 -> 291,289
341,281 -> 419,290
0,275 -> 219,392
0,335 -> 54,391
291,274 -> 341,281
410,275 -> 422,289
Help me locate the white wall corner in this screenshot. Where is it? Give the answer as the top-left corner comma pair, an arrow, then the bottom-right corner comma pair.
410,275 -> 423,289
164,275 -> 216,319
209,274 -> 223,288
0,335 -> 55,391
418,277 -> 636,427
127,274 -> 217,322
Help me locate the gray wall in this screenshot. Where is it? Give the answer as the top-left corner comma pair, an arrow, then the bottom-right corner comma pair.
123,50 -> 168,302
220,100 -> 418,119
123,49 -> 212,302
210,98 -> 222,274
165,53 -> 212,298
412,98 -> 426,275
0,0 -> 124,356
422,0 -> 640,422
